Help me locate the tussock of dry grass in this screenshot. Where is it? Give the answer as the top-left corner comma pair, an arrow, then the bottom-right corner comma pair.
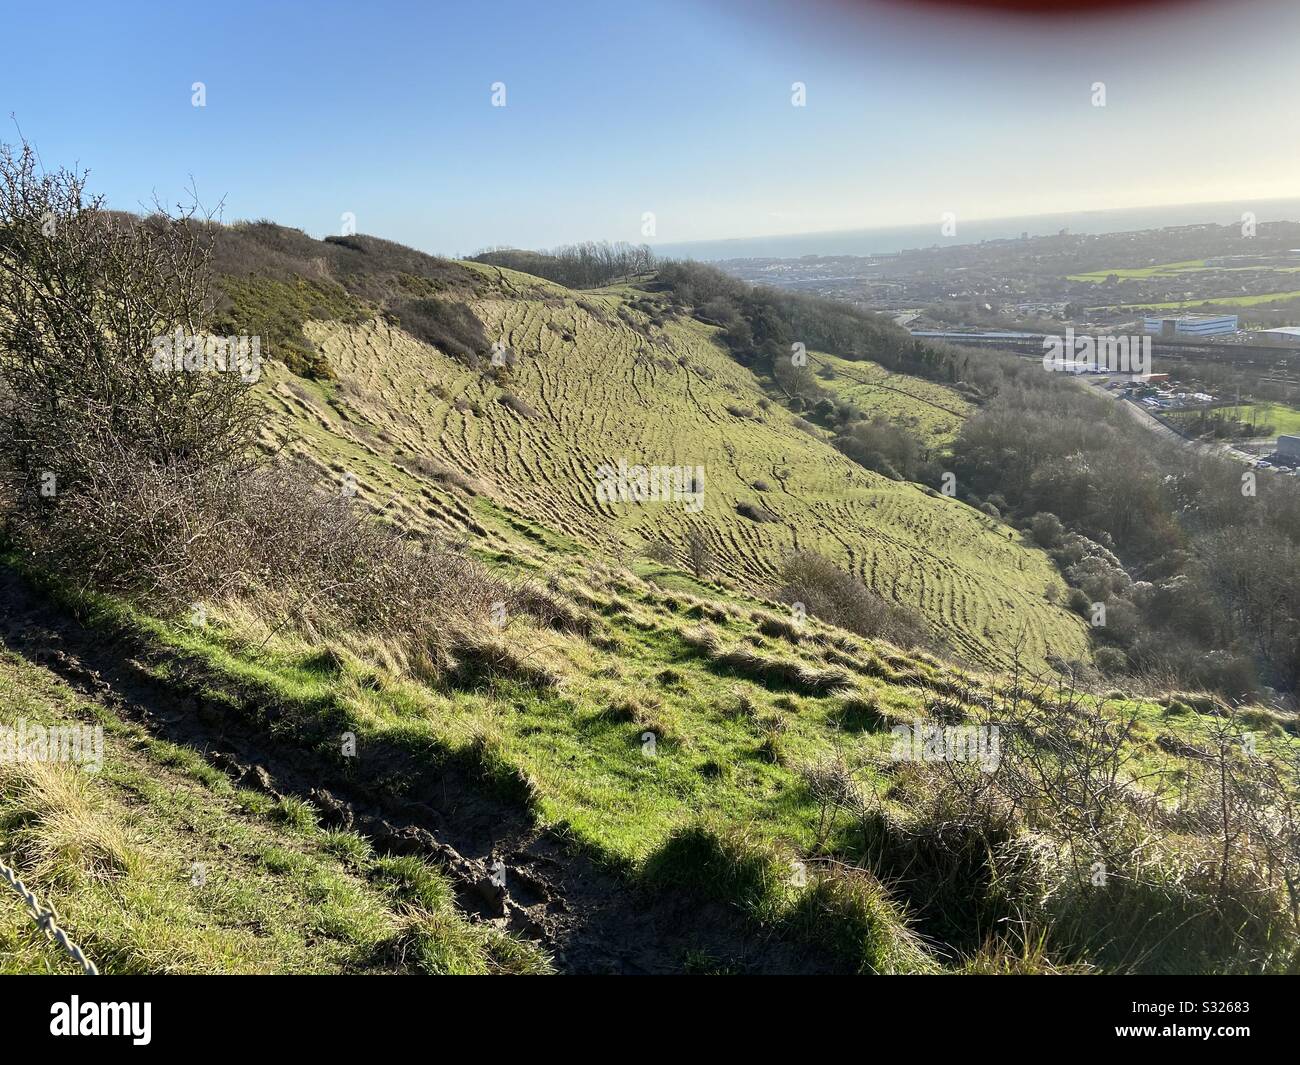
0,760 -> 136,888
449,634 -> 564,691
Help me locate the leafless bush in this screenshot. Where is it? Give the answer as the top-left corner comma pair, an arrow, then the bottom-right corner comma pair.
7,445 -> 256,604
736,500 -> 778,523
0,142 -> 528,677
13,447 -> 512,665
775,550 -> 931,650
233,465 -> 509,651
801,749 -> 872,848
640,538 -> 676,565
913,674 -> 1300,970
470,241 -> 654,289
497,392 -> 540,421
0,141 -> 254,521
685,528 -> 713,579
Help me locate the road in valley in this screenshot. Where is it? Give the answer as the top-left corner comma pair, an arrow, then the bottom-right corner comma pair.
1081,378 -> 1258,465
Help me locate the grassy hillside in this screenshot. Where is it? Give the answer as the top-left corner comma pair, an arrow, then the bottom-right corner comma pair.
0,646 -> 550,975
251,262 -> 1085,671
6,548 -> 1293,974
810,350 -> 971,445
5,217 -> 1297,977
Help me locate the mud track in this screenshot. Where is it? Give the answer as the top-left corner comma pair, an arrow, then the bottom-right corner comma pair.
0,567 -> 837,975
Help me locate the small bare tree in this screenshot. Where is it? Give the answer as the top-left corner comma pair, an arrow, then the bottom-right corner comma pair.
685,527 -> 713,580
641,538 -> 676,565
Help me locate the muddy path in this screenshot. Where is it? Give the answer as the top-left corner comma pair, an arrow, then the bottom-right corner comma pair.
0,567 -> 838,975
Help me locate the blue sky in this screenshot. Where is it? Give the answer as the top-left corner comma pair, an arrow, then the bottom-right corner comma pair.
2,0 -> 1297,254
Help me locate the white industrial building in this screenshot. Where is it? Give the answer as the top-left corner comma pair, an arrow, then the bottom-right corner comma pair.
1256,327 -> 1300,347
1142,313 -> 1239,338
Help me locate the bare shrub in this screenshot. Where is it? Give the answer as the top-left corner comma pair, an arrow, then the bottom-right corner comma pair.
395,452 -> 481,495
0,141 -> 255,524
0,142 -> 525,679
685,528 -> 713,580
775,550 -> 931,650
907,677 -> 1300,971
389,297 -> 488,364
497,392 -> 540,421
736,500 -> 778,523
640,538 -> 676,565
470,242 -> 654,289
9,447 -> 256,604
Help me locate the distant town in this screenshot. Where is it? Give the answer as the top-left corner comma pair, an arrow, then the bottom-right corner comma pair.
714,219 -> 1300,468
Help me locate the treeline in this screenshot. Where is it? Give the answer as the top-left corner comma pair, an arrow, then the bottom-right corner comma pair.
655,260 -> 985,390
471,241 -> 656,289
950,374 -> 1300,697
655,260 -> 976,483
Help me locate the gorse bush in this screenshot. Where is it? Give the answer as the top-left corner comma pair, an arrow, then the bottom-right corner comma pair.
213,274 -> 360,379
389,296 -> 489,365
205,221 -> 483,379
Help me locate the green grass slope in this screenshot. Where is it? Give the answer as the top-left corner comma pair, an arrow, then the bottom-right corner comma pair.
811,350 -> 971,445
0,649 -> 550,975
13,556 -> 1291,974
252,265 -> 1085,670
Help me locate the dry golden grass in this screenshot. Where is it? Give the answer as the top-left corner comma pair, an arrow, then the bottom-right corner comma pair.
0,759 -> 137,888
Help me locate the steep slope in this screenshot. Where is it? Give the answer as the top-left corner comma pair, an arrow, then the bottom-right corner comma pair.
811,349 -> 972,445
253,263 -> 1086,670
0,645 -> 551,975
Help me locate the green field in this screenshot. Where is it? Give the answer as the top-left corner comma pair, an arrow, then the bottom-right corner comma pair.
1111,290 -> 1300,310
1197,402 -> 1300,437
1251,403 -> 1300,435
1068,259 -> 1208,282
1071,258 -> 1300,309
1070,260 -> 1300,284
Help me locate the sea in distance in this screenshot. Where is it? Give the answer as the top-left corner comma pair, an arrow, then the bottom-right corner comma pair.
650,198 -> 1300,263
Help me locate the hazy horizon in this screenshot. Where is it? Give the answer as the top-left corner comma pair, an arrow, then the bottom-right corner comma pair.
648,196 -> 1300,262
